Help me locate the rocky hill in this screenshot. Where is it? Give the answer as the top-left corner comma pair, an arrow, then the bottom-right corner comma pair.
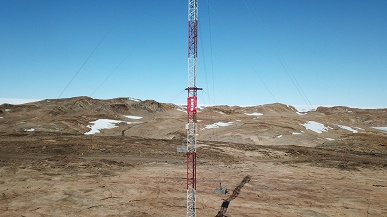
1,96 -> 386,150
1,97 -> 387,216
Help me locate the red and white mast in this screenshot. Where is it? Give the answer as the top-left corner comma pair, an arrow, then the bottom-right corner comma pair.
185,0 -> 200,216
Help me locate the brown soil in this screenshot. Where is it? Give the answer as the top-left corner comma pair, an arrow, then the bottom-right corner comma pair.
1,132 -> 386,217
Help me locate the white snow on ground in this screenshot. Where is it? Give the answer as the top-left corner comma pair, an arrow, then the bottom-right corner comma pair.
0,98 -> 41,105
128,97 -> 140,102
372,127 -> 387,132
0,117 -> 3,119
176,107 -> 185,112
277,135 -> 283,138
301,121 -> 329,134
293,105 -> 319,112
292,132 -> 302,135
85,119 -> 123,135
176,105 -> 187,112
203,122 -> 234,130
126,122 -> 141,124
125,115 -> 143,120
337,125 -> 358,133
245,112 -> 263,116
25,128 -> 35,132
325,138 -> 335,141
85,119 -> 140,135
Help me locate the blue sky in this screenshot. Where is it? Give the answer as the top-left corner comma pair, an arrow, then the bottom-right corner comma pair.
1,0 -> 386,107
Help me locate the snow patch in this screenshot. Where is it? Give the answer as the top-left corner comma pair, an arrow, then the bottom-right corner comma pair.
245,112 -> 263,116
25,128 -> 35,132
301,121 -> 329,134
85,119 -> 140,135
0,117 -> 3,119
293,105 -> 319,112
337,125 -> 358,133
292,132 -> 302,135
277,135 -> 283,138
203,122 -> 234,129
176,107 -> 185,112
128,97 -> 140,102
126,122 -> 142,124
325,138 -> 334,141
372,127 -> 387,132
125,115 -> 143,120
85,119 -> 123,135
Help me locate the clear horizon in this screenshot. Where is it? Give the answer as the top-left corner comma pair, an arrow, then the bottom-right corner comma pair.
1,98 -> 386,112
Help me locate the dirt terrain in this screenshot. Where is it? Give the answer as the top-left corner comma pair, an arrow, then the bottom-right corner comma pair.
1,97 -> 387,216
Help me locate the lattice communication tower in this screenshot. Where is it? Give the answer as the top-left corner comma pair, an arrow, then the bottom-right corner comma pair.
185,0 -> 201,216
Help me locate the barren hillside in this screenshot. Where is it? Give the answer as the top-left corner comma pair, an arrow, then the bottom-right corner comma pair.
1,97 -> 386,216
1,97 -> 386,148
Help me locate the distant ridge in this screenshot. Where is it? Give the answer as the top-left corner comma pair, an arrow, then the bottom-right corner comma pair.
1,96 -> 386,149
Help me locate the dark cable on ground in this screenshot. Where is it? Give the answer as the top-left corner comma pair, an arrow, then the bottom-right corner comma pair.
215,175 -> 252,217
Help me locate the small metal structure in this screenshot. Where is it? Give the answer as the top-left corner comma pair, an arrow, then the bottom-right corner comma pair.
215,182 -> 228,195
215,175 -> 251,217
177,140 -> 188,153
